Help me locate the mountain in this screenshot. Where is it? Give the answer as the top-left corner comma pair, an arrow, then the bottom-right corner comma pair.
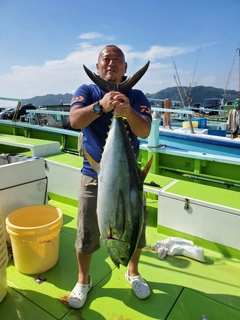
145,86 -> 238,105
24,86 -> 238,107
24,93 -> 72,107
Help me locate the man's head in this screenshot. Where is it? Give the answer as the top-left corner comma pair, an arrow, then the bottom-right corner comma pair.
96,45 -> 127,84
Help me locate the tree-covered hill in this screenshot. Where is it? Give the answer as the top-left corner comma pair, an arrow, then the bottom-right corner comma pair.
24,86 -> 238,107
25,93 -> 72,107
145,86 -> 238,105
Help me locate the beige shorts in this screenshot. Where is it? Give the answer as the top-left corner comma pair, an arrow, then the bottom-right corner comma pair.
75,174 -> 147,254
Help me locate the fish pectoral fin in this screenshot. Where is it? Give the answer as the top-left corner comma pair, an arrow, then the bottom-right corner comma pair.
140,155 -> 153,181
84,147 -> 100,174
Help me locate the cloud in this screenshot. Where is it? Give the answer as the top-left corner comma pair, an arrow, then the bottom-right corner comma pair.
79,32 -> 103,40
78,32 -> 115,41
0,38 -> 237,104
124,45 -> 199,62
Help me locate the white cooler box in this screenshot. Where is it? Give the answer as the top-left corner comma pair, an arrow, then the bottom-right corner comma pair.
157,179 -> 240,252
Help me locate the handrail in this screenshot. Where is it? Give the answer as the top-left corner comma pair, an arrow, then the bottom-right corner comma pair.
151,107 -> 194,115
0,96 -> 26,102
27,108 -> 195,116
151,107 -> 195,133
0,119 -> 79,137
26,110 -> 70,115
190,108 -> 228,113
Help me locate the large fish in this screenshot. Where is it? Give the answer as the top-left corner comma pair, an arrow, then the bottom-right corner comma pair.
84,116 -> 152,268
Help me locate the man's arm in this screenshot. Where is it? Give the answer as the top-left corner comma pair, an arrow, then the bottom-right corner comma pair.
70,103 -> 99,129
70,92 -> 114,129
70,90 -> 151,138
125,109 -> 151,139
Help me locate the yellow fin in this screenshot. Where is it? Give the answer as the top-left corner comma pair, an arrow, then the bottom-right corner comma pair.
140,156 -> 153,182
84,147 -> 100,174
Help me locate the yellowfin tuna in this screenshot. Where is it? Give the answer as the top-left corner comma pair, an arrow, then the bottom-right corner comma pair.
84,116 -> 152,267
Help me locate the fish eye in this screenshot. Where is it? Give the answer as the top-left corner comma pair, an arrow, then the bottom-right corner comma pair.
120,257 -> 129,267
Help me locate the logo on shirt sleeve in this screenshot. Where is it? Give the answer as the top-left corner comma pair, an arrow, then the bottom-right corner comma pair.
71,96 -> 84,105
140,105 -> 151,114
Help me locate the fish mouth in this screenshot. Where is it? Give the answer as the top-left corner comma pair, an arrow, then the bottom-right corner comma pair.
105,238 -> 132,268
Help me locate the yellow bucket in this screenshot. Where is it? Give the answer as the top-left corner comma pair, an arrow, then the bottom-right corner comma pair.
0,266 -> 7,303
182,121 -> 198,128
0,230 -> 8,270
6,205 -> 62,275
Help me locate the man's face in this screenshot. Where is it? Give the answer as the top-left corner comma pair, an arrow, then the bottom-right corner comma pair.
96,47 -> 127,84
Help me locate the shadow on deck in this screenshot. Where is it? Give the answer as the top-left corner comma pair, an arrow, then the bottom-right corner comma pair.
1,198 -> 240,320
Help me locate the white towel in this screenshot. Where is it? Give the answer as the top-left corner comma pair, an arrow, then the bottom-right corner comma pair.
78,131 -> 84,156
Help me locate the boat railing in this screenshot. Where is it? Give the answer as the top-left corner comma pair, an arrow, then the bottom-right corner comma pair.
148,107 -> 196,148
25,109 -> 70,127
151,107 -> 195,131
26,109 -> 70,116
151,107 -> 194,115
0,118 -> 79,137
189,107 -> 229,115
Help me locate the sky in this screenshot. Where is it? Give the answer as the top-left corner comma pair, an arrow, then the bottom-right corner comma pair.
0,0 -> 240,107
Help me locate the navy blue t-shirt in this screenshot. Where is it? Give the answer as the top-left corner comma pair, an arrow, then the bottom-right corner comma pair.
70,84 -> 152,178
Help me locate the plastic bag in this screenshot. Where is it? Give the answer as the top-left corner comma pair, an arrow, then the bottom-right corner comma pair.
152,237 -> 205,262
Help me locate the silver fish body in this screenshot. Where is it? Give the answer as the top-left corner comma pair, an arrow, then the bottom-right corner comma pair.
85,116 -> 152,268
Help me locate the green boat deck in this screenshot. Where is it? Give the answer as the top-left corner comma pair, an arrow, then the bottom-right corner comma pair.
1,198 -> 240,320
0,133 -> 240,319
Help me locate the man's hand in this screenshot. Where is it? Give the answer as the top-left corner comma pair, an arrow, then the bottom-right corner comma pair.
100,91 -> 133,117
111,92 -> 132,118
99,92 -> 116,113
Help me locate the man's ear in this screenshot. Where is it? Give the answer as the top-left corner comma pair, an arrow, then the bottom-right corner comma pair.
96,63 -> 99,74
124,62 -> 127,73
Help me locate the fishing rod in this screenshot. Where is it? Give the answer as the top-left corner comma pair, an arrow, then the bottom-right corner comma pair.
183,174 -> 240,188
224,45 -> 240,99
188,46 -> 201,101
172,56 -> 188,106
163,169 -> 240,189
173,73 -> 194,134
174,75 -> 185,108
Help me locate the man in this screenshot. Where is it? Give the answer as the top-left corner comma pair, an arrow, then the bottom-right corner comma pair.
227,98 -> 240,138
68,45 -> 152,308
